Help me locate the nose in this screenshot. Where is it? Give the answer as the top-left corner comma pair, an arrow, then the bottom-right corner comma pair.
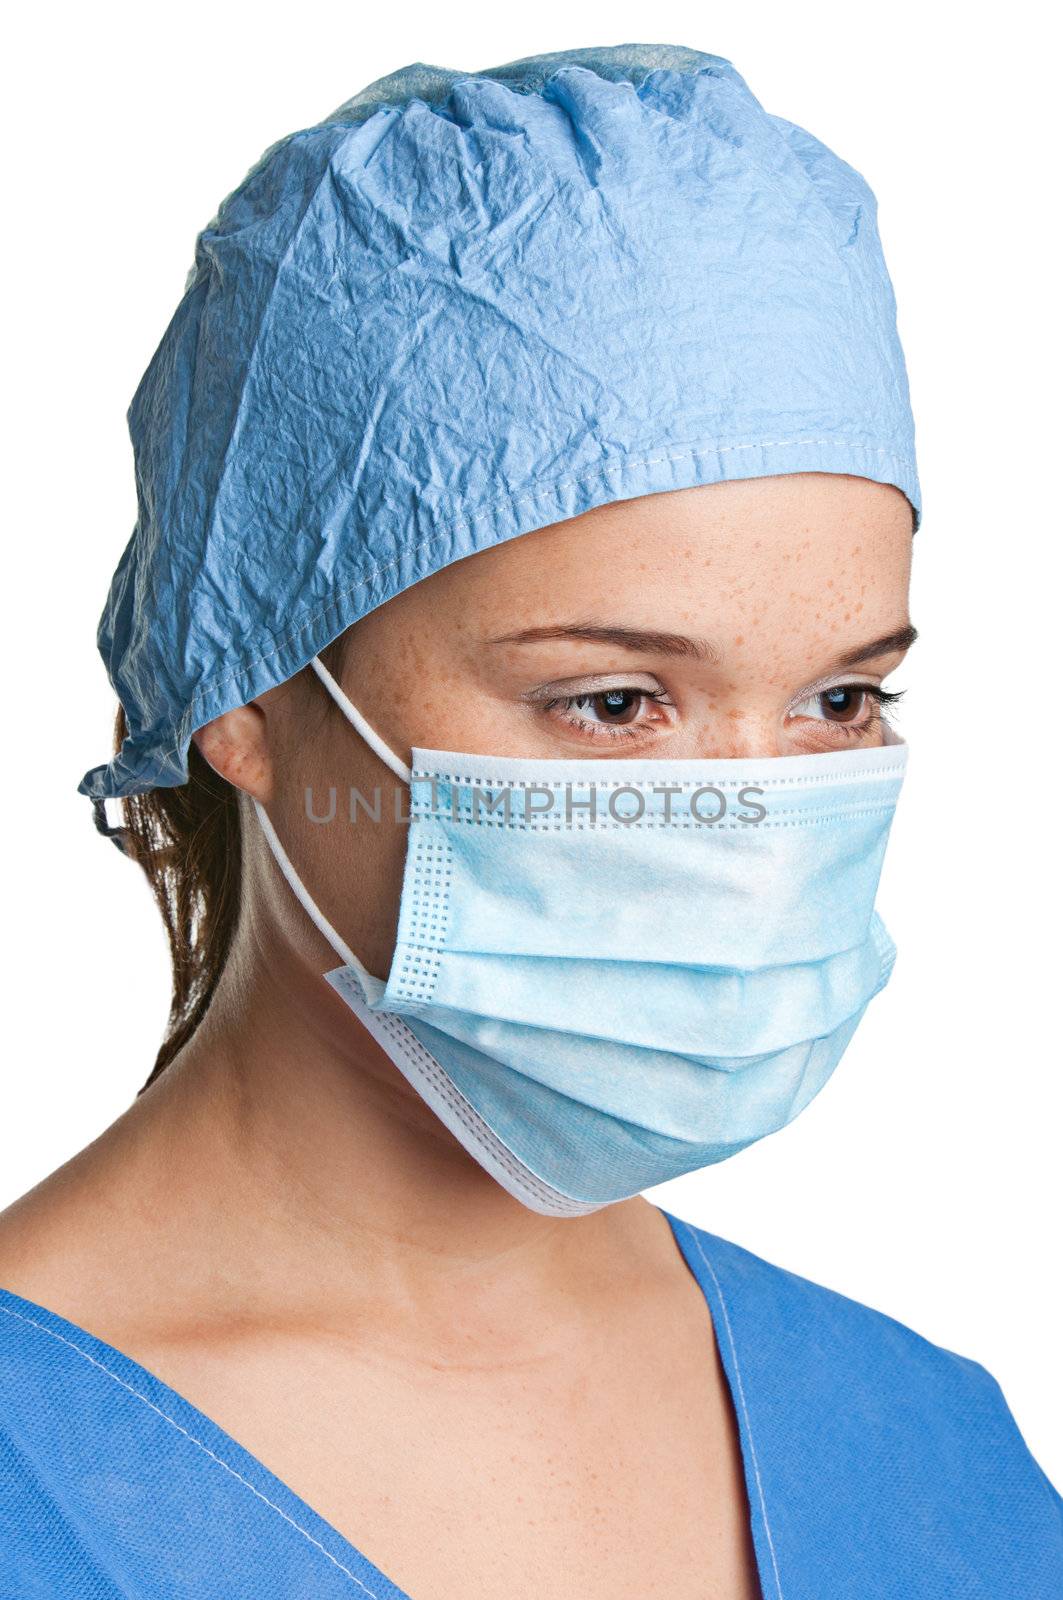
695,712 -> 789,761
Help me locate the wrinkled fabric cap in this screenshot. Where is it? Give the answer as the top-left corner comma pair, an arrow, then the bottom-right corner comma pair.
80,41 -> 920,802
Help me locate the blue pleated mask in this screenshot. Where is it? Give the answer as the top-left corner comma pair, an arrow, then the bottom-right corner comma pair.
253,657 -> 907,1216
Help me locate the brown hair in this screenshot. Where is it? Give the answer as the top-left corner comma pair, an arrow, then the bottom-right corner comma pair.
114,634 -> 348,1093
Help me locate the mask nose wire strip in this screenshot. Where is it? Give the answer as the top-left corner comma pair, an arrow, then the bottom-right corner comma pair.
252,796 -> 374,983
310,656 -> 412,783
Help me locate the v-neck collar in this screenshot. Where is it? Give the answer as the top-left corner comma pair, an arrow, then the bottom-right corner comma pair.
0,1206 -> 777,1600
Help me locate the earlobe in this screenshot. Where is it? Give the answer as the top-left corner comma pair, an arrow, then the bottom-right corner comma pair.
191,703 -> 274,803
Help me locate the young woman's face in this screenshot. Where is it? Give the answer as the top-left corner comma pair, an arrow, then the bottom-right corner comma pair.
205,470 -> 915,978
326,470 -> 914,761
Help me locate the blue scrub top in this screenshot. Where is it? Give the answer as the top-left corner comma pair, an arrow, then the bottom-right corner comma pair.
2,1207 -> 1060,1598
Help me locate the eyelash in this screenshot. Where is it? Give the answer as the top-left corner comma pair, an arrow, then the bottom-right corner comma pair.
540,683 -> 906,743
539,686 -> 673,741
808,685 -> 905,741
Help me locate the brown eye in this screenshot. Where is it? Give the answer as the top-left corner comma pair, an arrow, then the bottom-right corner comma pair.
588,689 -> 643,724
819,686 -> 868,723
538,681 -> 675,743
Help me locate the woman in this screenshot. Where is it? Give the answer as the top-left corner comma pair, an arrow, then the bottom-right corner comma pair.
1,42 -> 1059,1599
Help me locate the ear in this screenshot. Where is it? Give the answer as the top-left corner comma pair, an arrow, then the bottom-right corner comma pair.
191,702 -> 274,803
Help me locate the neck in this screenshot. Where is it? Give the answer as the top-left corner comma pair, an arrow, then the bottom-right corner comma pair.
100,912 -> 663,1358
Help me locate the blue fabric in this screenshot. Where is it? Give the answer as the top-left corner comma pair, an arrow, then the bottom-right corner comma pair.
321,739 -> 906,1209
78,42 -> 921,803
2,1210 -> 1059,1597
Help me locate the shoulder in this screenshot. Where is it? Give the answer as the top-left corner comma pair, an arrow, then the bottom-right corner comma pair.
675,1213 -> 1009,1398
0,1284 -> 365,1598
665,1211 -> 1063,1595
0,1122 -> 185,1349
672,1212 -> 1053,1457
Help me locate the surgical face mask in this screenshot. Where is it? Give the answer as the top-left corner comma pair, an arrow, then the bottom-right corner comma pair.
254,657 -> 907,1217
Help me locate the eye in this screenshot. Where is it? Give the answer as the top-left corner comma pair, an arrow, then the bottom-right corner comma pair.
791,682 -> 905,731
820,685 -> 872,723
536,681 -> 675,742
570,688 -> 647,725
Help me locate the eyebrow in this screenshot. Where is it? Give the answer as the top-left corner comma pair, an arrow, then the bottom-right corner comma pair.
828,623 -> 918,669
487,623 -> 719,661
487,620 -> 918,669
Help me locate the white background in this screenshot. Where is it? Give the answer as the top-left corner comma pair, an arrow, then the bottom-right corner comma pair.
4,1 -> 1060,1485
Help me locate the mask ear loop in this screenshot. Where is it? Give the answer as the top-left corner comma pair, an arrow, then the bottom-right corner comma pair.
310,656 -> 412,783
252,795 -> 384,1000
251,653 -> 411,997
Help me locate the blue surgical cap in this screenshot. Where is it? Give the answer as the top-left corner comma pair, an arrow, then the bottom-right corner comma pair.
80,41 -> 920,803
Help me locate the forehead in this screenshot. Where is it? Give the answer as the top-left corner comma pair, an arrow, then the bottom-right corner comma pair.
409,475 -> 911,596
359,475 -> 914,660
